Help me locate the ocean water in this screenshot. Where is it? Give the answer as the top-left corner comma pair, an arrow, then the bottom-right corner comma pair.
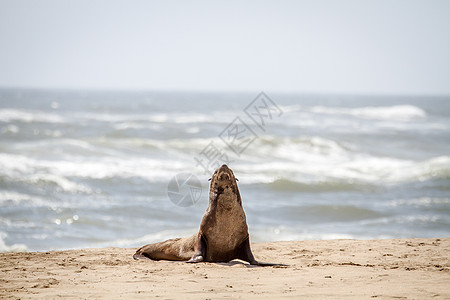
0,89 -> 449,252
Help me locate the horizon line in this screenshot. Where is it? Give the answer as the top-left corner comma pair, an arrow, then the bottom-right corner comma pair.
1,85 -> 450,98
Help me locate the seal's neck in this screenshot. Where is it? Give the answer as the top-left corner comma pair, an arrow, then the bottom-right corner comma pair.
209,185 -> 242,209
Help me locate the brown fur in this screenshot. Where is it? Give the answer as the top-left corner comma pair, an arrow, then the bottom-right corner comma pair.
134,165 -> 282,266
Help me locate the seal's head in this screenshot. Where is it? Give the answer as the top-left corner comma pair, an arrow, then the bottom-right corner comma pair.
209,164 -> 241,205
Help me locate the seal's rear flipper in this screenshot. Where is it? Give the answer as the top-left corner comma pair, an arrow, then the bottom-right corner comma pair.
133,253 -> 152,260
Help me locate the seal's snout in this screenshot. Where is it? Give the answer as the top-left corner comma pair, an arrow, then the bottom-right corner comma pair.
219,173 -> 230,181
214,164 -> 233,182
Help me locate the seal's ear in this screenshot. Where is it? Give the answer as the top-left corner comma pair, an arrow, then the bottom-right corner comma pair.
235,178 -> 239,181
208,178 -> 212,181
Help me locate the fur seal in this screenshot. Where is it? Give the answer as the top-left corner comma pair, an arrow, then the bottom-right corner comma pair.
133,164 -> 281,266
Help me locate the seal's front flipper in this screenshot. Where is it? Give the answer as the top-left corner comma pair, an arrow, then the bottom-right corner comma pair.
186,255 -> 204,263
237,237 -> 288,267
236,236 -> 258,264
187,234 -> 206,263
252,261 -> 288,267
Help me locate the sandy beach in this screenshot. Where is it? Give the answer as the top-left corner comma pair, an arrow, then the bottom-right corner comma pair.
1,238 -> 449,299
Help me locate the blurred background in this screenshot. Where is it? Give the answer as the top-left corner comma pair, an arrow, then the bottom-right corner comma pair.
0,0 -> 449,251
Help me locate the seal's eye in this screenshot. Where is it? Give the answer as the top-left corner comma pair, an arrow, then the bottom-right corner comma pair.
208,178 -> 212,181
235,178 -> 239,181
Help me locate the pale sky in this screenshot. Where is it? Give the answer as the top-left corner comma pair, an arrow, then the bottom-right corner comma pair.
0,0 -> 449,95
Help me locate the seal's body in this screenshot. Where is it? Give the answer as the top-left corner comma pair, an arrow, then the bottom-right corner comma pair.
134,165 -> 278,266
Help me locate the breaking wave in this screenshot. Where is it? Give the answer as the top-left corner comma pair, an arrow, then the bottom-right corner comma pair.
281,104 -> 427,121
0,108 -> 65,123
